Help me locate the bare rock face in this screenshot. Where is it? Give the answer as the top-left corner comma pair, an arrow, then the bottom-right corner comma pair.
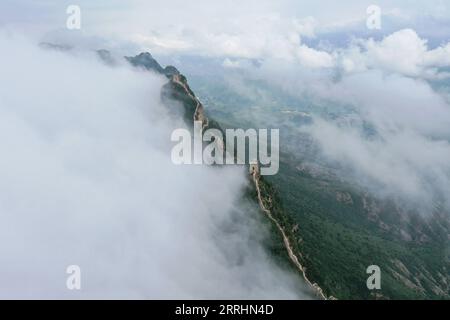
125,52 -> 165,74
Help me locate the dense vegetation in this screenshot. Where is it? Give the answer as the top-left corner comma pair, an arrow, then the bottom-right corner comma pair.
268,157 -> 449,299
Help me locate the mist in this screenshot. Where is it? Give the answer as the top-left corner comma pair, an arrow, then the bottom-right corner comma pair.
195,39 -> 450,215
0,34 -> 308,299
302,71 -> 450,211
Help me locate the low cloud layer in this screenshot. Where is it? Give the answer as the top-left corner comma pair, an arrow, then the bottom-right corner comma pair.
220,28 -> 450,79
4,1 -> 450,73
302,70 -> 450,210
203,29 -> 450,214
0,34 -> 307,299
338,29 -> 450,79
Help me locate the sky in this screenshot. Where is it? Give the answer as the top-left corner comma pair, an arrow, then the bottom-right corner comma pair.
2,0 -> 450,78
2,0 -> 450,53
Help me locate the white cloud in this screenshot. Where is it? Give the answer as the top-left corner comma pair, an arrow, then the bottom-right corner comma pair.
339,29 -> 450,79
6,1 -> 450,74
365,29 -> 427,76
297,45 -> 335,68
302,71 -> 450,209
0,34 -> 308,299
306,118 -> 450,208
